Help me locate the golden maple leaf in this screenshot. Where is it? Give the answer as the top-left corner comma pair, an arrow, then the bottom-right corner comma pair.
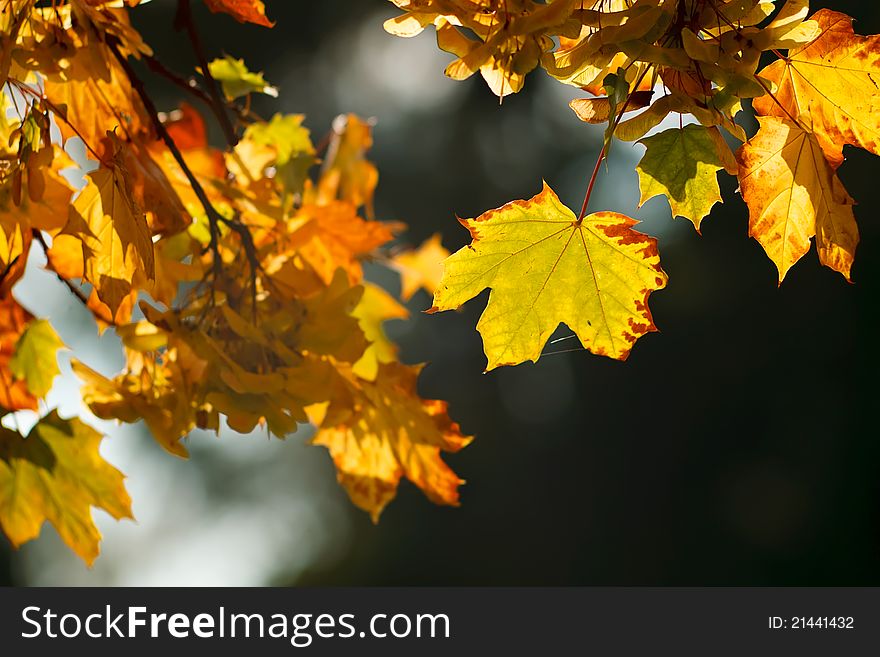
0,202 -> 31,298
316,114 -> 379,216
72,349 -> 202,459
313,362 -> 471,522
66,162 -> 155,315
736,116 -> 858,282
288,202 -> 395,285
430,0 -> 579,97
45,54 -> 152,147
391,233 -> 450,302
351,282 -> 409,382
430,182 -> 667,370
116,138 -> 191,236
753,9 -> 880,167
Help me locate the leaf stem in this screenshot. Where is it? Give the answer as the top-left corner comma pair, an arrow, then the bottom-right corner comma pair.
577,65 -> 652,221
577,143 -> 606,221
31,229 -> 117,327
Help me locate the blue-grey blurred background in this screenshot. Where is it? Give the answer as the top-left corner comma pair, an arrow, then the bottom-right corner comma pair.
2,0 -> 878,585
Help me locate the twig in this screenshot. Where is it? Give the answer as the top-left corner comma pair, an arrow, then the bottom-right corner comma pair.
577,65 -> 652,221
174,0 -> 239,148
30,229 -> 118,326
108,39 -> 261,315
144,54 -> 214,107
144,54 -> 258,127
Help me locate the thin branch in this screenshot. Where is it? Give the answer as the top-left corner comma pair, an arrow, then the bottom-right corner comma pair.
144,54 -> 214,106
577,65 -> 652,221
30,229 -> 118,326
144,54 -> 257,126
107,38 -> 261,315
174,0 -> 239,148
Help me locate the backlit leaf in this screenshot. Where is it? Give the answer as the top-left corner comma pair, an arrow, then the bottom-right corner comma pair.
351,282 -> 409,382
288,202 -> 395,285
0,412 -> 132,565
316,114 -> 379,216
636,124 -> 737,231
68,163 -> 155,315
0,297 -> 38,412
313,362 -> 471,522
753,9 -> 880,166
44,54 -> 152,147
202,0 -> 274,27
391,233 -> 450,301
238,113 -> 315,197
736,116 -> 858,282
430,183 -> 667,370
207,55 -> 278,100
10,319 -> 64,398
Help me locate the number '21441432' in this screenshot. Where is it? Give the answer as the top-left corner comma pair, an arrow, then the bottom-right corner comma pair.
768,617 -> 854,629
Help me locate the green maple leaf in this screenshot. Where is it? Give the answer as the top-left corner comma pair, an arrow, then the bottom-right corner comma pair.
0,412 -> 132,565
207,55 -> 278,100
636,124 -> 737,231
10,319 -> 64,398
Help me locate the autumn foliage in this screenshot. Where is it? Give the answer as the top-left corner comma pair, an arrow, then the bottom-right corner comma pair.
1,0 -> 878,565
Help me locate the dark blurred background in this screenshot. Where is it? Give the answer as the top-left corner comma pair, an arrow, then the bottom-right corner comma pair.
3,0 -> 878,585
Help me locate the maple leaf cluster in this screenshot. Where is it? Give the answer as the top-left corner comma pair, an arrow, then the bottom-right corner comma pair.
0,0 -> 464,564
387,0 -> 880,370
2,0 -> 877,567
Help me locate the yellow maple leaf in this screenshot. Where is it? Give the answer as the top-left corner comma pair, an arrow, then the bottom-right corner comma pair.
543,5 -> 667,90
72,353 -> 198,459
736,116 -> 858,282
391,233 -> 450,301
45,53 -> 151,148
753,9 -> 880,167
117,138 -> 191,236
288,202 -> 395,285
0,208 -> 30,298
291,269 -> 368,363
67,163 -> 155,315
313,362 -> 471,522
0,151 -> 74,295
10,318 -> 64,398
316,114 -> 379,216
230,113 -> 315,199
351,282 -> 409,382
0,411 -> 133,566
0,164 -> 73,234
429,182 -> 667,370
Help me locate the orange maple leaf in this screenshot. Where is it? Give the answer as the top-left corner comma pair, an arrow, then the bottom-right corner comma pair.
203,0 -> 274,28
0,296 -> 39,412
313,363 -> 471,522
